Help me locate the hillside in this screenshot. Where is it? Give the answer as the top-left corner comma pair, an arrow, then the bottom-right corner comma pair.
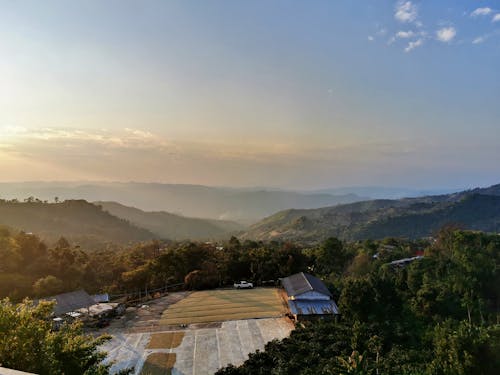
96,201 -> 244,240
243,184 -> 500,242
0,182 -> 365,222
0,199 -> 156,247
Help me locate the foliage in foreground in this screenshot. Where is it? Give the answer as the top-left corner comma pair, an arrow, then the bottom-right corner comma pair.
217,320 -> 499,375
216,229 -> 500,375
0,299 -> 112,375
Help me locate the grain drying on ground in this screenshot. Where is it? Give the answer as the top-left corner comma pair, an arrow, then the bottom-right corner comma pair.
140,353 -> 176,375
160,288 -> 286,325
146,331 -> 185,349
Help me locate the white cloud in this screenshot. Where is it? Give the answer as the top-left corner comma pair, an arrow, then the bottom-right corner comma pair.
493,14 -> 500,22
436,27 -> 457,42
395,1 -> 418,23
405,38 -> 423,52
0,125 -> 28,136
396,30 -> 416,38
472,36 -> 485,44
2,127 -> 171,150
471,7 -> 493,17
368,35 -> 375,41
124,128 -> 154,139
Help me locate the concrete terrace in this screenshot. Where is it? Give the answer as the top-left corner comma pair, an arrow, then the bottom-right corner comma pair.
99,289 -> 294,374
102,317 -> 293,375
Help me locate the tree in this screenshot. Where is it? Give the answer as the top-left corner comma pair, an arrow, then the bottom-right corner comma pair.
312,237 -> 350,276
427,320 -> 500,375
0,298 -> 112,374
346,253 -> 372,277
336,351 -> 372,375
184,262 -> 219,290
33,275 -> 64,297
0,234 -> 22,272
339,277 -> 375,322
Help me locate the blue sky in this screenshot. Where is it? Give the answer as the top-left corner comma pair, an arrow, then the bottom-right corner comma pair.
0,1 -> 499,189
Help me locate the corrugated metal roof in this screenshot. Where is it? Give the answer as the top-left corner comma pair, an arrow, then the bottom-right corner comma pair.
288,299 -> 339,316
44,290 -> 96,316
389,256 -> 423,267
282,272 -> 332,298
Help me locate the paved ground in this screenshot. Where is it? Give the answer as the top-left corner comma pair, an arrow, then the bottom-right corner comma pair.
104,292 -> 190,333
99,289 -> 293,374
102,317 -> 294,375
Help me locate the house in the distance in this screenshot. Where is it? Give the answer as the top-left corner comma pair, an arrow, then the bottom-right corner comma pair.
45,289 -> 96,317
281,272 -> 339,322
41,289 -> 123,328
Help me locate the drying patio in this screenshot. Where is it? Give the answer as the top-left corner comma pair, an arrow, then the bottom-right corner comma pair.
159,288 -> 287,325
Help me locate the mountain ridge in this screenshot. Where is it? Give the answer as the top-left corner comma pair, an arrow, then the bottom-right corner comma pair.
0,199 -> 157,248
95,201 -> 244,241
0,181 -> 367,222
242,184 -> 500,243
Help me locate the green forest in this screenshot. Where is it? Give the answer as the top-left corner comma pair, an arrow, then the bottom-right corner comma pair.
1,226 -> 499,374
217,229 -> 500,375
0,199 -> 155,248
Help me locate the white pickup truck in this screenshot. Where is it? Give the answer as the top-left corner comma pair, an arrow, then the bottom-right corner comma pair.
234,281 -> 254,289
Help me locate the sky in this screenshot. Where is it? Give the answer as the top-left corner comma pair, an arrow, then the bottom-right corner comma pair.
0,0 -> 499,190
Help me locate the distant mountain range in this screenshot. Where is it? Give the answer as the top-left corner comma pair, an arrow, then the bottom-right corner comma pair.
0,182 -> 367,222
0,198 -> 246,247
0,199 -> 155,248
96,201 -> 244,241
307,186 -> 459,199
0,183 -> 498,246
242,184 -> 500,243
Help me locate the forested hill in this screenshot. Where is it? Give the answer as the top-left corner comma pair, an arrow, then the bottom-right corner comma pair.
96,201 -> 244,241
243,187 -> 500,242
0,199 -> 156,247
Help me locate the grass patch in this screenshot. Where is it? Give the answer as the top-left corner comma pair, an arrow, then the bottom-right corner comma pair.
147,332 -> 185,349
160,288 -> 287,325
140,353 -> 176,375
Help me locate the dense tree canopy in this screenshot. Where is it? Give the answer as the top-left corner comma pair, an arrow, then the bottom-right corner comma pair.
216,229 -> 500,375
1,224 -> 499,374
0,299 -> 112,374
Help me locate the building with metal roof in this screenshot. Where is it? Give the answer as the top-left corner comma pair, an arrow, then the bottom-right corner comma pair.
92,293 -> 110,303
43,290 -> 96,316
281,272 -> 339,321
389,255 -> 423,268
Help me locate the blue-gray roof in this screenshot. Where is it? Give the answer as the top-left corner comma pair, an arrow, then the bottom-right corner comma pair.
282,272 -> 332,298
43,290 -> 95,316
288,299 -> 339,316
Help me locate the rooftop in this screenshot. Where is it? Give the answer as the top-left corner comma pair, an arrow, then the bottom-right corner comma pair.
288,299 -> 339,316
281,272 -> 332,298
43,290 -> 96,316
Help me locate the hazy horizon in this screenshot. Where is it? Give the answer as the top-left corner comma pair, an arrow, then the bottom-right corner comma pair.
1,1 -> 499,189
0,179 -> 477,193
